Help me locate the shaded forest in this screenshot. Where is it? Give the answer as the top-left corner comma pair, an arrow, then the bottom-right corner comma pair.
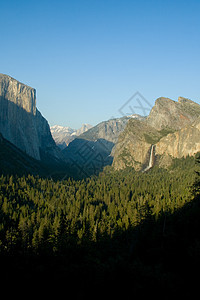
0,155 -> 200,298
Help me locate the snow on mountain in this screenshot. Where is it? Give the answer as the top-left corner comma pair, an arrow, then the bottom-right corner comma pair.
50,124 -> 93,149
51,125 -> 75,135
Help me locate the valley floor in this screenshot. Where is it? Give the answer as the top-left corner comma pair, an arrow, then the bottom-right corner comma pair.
0,155 -> 200,298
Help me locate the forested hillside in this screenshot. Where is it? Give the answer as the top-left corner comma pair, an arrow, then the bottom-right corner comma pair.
0,156 -> 195,253
0,155 -> 200,297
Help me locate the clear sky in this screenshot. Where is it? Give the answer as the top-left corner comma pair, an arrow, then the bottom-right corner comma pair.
1,0 -> 200,129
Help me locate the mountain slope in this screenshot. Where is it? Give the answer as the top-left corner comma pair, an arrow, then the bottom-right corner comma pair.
112,118 -> 162,170
155,117 -> 200,167
146,96 -> 200,130
51,124 -> 92,149
113,97 -> 200,171
0,132 -> 76,179
0,74 -> 60,161
62,115 -> 144,176
78,115 -> 144,143
0,132 -> 48,176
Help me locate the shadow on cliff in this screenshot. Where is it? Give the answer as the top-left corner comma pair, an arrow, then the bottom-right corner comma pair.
0,97 -> 115,179
0,96 -> 42,160
1,192 -> 200,298
62,137 -> 114,178
0,97 -> 76,178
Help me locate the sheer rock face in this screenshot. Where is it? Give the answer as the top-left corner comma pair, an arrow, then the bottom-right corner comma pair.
0,74 -> 36,115
155,118 -> 200,159
146,97 -> 200,130
112,119 -> 161,171
0,74 -> 59,160
112,97 -> 200,170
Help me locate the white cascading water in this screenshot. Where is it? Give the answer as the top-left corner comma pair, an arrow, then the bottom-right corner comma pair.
143,144 -> 155,172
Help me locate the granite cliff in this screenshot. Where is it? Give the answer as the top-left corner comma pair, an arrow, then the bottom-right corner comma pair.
62,115 -> 144,176
0,74 -> 60,161
112,97 -> 200,171
1,73 -> 199,175
146,96 -> 200,130
155,117 -> 200,167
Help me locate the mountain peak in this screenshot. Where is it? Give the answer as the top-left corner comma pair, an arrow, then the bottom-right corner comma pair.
147,96 -> 200,131
50,123 -> 93,148
155,97 -> 176,105
178,96 -> 198,105
0,74 -> 59,160
0,73 -> 36,115
113,96 -> 200,171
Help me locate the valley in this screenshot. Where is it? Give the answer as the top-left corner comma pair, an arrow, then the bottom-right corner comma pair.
2,0 -> 200,297
0,74 -> 200,297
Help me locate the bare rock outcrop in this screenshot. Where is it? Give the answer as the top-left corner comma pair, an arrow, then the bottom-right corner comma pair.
0,74 -> 59,160
146,96 -> 200,130
156,117 -> 200,159
112,97 -> 200,171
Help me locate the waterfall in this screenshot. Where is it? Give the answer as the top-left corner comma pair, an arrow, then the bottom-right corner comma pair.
148,144 -> 154,168
143,144 -> 155,172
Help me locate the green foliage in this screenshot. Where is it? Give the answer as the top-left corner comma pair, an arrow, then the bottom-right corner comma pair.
0,156 -> 196,254
159,127 -> 175,137
144,128 -> 175,144
1,155 -> 200,297
144,133 -> 160,144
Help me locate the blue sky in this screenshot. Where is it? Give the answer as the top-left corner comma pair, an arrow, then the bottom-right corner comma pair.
1,0 -> 200,128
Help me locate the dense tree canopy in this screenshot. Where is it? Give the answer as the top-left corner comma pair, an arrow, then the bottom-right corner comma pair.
0,156 -> 197,254
0,155 -> 200,297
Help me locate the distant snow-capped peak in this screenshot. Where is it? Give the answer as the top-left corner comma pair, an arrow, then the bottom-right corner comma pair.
50,125 -> 75,135
50,123 -> 93,148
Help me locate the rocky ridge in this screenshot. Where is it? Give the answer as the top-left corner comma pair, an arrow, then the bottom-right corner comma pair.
112,97 -> 200,171
1,73 -> 199,175
62,115 -> 145,176
51,124 -> 93,149
0,74 -> 60,161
